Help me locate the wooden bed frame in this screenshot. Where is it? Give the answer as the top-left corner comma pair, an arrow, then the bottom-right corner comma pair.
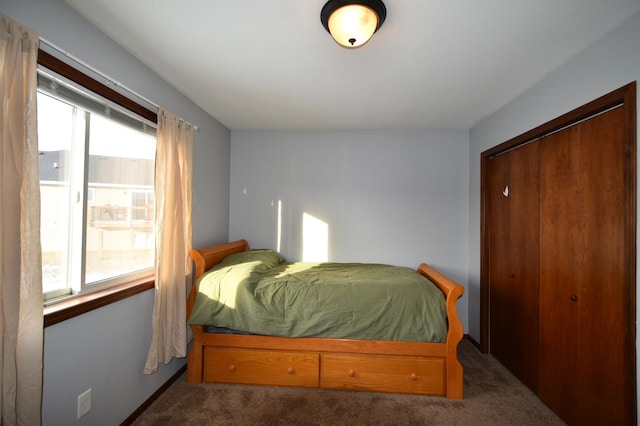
186,240 -> 465,399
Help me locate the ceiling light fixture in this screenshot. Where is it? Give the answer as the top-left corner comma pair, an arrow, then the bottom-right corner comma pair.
320,0 -> 386,48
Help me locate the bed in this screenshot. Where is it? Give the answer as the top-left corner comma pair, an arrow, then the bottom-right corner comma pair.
186,239 -> 465,399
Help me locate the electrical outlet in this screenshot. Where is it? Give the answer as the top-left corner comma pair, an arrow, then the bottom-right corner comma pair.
77,388 -> 92,419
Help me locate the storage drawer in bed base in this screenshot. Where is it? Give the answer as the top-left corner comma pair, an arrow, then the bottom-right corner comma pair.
320,353 -> 444,395
204,347 -> 320,388
203,347 -> 446,396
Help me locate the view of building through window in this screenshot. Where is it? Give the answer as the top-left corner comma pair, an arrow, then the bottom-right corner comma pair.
38,89 -> 156,297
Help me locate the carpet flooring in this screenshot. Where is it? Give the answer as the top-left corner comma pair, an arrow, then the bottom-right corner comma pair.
132,340 -> 565,425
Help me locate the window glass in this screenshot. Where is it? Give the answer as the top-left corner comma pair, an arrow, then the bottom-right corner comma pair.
38,93 -> 73,295
38,70 -> 156,301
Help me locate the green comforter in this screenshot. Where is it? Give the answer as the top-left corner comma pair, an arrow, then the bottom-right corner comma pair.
188,249 -> 448,342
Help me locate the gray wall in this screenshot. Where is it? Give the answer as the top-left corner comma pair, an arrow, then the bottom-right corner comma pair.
468,10 -> 640,414
0,0 -> 230,424
229,130 -> 470,329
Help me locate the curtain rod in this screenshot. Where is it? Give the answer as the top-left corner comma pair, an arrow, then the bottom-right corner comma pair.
39,37 -> 200,133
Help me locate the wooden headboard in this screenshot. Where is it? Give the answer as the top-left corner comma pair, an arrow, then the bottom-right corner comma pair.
187,239 -> 249,320
189,239 -> 250,279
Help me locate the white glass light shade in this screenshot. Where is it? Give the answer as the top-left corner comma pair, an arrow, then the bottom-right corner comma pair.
327,4 -> 379,48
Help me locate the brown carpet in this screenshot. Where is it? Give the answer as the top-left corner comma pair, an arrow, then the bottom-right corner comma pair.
132,340 -> 565,425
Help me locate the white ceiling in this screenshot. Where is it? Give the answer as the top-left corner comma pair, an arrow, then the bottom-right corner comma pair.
64,0 -> 640,131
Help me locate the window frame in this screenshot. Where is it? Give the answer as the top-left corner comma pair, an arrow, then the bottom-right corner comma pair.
38,50 -> 157,123
38,49 -> 158,318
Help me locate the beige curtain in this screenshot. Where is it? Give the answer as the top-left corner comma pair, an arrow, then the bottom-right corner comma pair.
144,108 -> 194,374
0,13 -> 43,426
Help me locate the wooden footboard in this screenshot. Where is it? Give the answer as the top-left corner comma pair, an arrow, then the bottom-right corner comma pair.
418,263 -> 465,399
186,240 -> 465,399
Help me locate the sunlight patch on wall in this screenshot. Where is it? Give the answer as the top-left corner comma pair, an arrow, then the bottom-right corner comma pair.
302,212 -> 328,262
277,200 -> 282,253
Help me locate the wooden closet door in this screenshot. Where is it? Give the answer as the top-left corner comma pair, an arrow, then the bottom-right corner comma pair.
488,141 -> 540,392
538,106 -> 630,425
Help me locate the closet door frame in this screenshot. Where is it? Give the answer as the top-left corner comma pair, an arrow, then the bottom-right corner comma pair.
479,82 -> 636,413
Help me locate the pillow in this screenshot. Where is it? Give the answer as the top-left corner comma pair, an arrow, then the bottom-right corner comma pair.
215,249 -> 284,271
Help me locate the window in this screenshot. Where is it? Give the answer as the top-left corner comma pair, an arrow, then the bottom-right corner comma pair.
37,56 -> 157,302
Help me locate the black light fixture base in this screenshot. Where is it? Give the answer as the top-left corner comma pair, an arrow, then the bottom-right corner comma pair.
320,0 -> 387,34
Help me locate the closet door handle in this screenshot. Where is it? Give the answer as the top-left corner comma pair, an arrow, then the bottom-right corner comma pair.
570,295 -> 578,302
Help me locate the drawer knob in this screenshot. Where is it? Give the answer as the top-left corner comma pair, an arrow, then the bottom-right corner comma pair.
348,370 -> 355,377
287,367 -> 294,375
228,364 -> 236,371
410,373 -> 418,381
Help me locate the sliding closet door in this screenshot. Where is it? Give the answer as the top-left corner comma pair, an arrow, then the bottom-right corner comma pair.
538,106 -> 630,425
488,142 -> 540,392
